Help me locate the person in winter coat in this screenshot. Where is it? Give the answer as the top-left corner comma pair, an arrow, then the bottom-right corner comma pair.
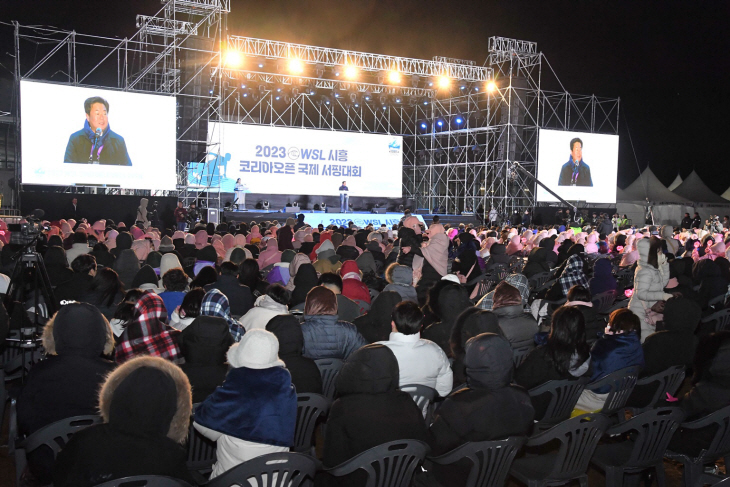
492,281 -> 538,349
318,272 -> 362,323
65,231 -> 92,265
449,307 -> 503,386
266,314 -> 323,394
546,253 -> 589,301
194,329 -> 297,478
17,304 -> 116,484
522,247 -> 551,279
131,264 -> 164,293
179,315 -> 234,403
238,284 -> 290,331
301,286 -> 368,360
352,291 -> 402,343
378,301 -> 453,397
409,224 -> 449,305
476,273 -> 530,311
290,263 -> 320,308
203,261 -> 253,318
383,263 -> 417,303
485,242 -> 511,267
54,254 -> 97,305
200,288 -> 246,342
113,248 -> 140,290
628,236 -> 673,341
539,236 -> 558,266
667,331 -> 730,456
574,308 -> 644,412
422,283 -> 473,356
339,260 -> 372,312
693,258 -> 728,312
514,306 -> 591,419
53,356 -> 194,487
43,245 -> 75,289
318,344 -> 428,487
426,333 -> 535,487
589,257 -> 618,297
115,291 -> 181,364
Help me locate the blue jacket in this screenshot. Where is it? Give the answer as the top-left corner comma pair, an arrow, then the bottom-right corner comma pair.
301,314 -> 368,360
589,331 -> 644,394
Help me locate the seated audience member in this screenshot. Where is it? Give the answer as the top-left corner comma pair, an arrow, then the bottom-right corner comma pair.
43,245 -> 74,289
352,291 -> 402,344
301,286 -> 368,360
65,231 -> 92,264
426,333 -> 535,487
476,273 -> 530,310
289,263 -> 320,308
318,272 -> 361,323
180,315 -> 234,403
522,247 -> 551,279
17,303 -> 116,484
383,263 -> 417,303
491,281 -> 538,349
267,314 -> 323,394
158,268 -> 189,320
201,288 -> 246,341
339,260 -> 372,311
589,258 -> 618,297
55,254 -> 97,304
53,356 -> 194,487
563,285 -> 601,342
514,306 -> 591,418
667,331 -> 730,456
194,330 -> 296,478
422,282 -> 473,356
238,284 -> 290,332
115,291 -> 181,363
378,301 -> 453,397
190,265 -> 218,289
319,344 -> 427,487
628,297 -> 700,408
574,308 -> 644,412
204,261 -> 253,317
546,254 -> 589,301
449,307 -> 503,386
113,248 -> 140,290
170,287 -> 204,331
108,288 -> 145,338
239,258 -> 269,298
84,267 -> 124,320
131,264 -> 163,293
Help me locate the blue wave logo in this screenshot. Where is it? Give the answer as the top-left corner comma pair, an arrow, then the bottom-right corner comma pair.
388,139 -> 401,150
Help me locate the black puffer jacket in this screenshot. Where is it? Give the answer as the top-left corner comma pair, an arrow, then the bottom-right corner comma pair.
422,284 -> 473,357
301,314 -> 368,360
267,315 -> 322,394
427,334 -> 534,487
179,316 -> 233,403
352,291 -> 402,344
492,304 -> 538,349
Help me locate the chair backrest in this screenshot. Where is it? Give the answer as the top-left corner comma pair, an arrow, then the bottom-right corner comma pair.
512,345 -> 533,368
591,290 -> 616,314
528,272 -> 552,291
428,437 -> 526,487
602,298 -> 629,315
325,439 -> 429,487
701,308 -> 730,333
92,476 -> 194,487
23,415 -> 102,457
707,294 -> 726,308
529,378 -> 590,427
621,407 -> 685,468
587,365 -> 641,415
186,417 -> 217,472
400,384 -> 437,420
676,404 -> 730,463
206,452 -> 317,487
293,393 -> 331,453
314,358 -> 344,401
535,413 -> 611,481
634,365 -> 686,411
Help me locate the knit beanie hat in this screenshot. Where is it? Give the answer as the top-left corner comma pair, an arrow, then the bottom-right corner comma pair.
227,329 -> 285,369
159,236 -> 174,252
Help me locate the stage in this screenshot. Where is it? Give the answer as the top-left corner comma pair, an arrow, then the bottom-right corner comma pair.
222,210 -> 483,228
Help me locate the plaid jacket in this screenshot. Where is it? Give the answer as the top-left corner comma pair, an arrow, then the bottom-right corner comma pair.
559,255 -> 589,295
201,288 -> 246,341
115,291 -> 181,363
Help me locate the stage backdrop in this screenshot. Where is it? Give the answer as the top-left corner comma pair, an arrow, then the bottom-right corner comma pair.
296,213 -> 425,229
196,123 -> 403,198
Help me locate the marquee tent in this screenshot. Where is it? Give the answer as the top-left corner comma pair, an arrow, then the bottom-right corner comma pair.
667,174 -> 683,191
672,170 -> 729,204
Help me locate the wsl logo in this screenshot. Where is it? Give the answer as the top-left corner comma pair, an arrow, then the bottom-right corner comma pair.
388,138 -> 401,154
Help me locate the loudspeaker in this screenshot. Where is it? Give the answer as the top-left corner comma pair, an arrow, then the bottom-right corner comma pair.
371,208 -> 386,214
207,208 -> 219,225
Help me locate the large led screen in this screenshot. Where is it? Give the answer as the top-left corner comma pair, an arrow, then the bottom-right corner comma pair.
20,80 -> 177,190
197,123 -> 403,197
536,129 -> 619,204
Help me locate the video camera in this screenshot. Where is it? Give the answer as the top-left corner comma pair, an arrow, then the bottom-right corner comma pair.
8,209 -> 48,249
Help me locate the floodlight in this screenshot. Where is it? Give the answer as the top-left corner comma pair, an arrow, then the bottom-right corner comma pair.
288,59 -> 304,74
437,76 -> 450,89
387,70 -> 401,84
486,80 -> 497,92
344,65 -> 358,79
224,51 -> 243,68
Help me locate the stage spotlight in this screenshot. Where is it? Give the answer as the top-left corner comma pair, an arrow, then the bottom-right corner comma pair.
254,57 -> 265,69
486,80 -> 497,92
321,202 -> 326,210
436,119 -> 444,128
344,65 -> 358,79
320,94 -> 332,106
420,97 -> 430,106
387,70 -> 401,84
378,94 -> 388,106
392,95 -> 403,105
437,76 -> 450,89
419,121 -> 429,131
224,50 -> 243,68
263,201 -> 270,210
363,92 -> 373,103
454,115 -> 464,125
288,58 -> 304,74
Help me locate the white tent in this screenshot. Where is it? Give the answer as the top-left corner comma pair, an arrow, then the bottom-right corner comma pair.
722,186 -> 730,201
617,168 -> 693,226
667,174 -> 683,191
672,170 -> 729,204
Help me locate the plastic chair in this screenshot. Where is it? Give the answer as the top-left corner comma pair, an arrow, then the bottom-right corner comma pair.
512,345 -> 533,368
14,415 -> 102,487
708,294 -> 726,308
591,407 -> 685,487
294,393 -> 330,453
206,451 -> 317,487
400,384 -> 437,422
665,404 -> 730,487
324,439 -> 429,487
592,290 -> 617,314
314,358 -> 344,401
630,365 -> 686,413
509,413 -> 611,487
528,377 -> 590,431
527,272 -> 552,291
615,267 -> 635,288
93,476 -> 194,487
585,365 -> 641,417
186,420 -> 217,478
701,308 -> 730,333
427,436 -> 526,487
602,299 -> 630,315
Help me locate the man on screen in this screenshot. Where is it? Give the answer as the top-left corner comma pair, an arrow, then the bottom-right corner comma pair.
557,137 -> 592,187
64,96 -> 132,166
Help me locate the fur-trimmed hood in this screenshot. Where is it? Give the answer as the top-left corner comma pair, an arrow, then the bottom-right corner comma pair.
99,355 -> 191,444
42,302 -> 115,357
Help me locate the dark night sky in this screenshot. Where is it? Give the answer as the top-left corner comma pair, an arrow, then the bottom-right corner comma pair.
2,1 -> 729,192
